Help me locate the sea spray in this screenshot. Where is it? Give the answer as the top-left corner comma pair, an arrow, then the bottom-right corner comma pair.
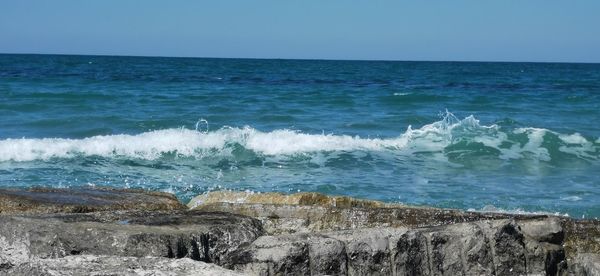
1,112 -> 597,163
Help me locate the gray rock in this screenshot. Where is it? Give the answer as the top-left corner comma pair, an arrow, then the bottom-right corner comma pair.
1,189 -> 595,276
226,233 -> 353,275
1,255 -> 246,276
518,217 -> 564,244
569,253 -> 600,276
328,228 -> 406,276
0,210 -> 264,267
491,221 -> 527,275
228,234 -> 311,275
194,201 -> 549,235
308,235 -> 347,275
456,223 -> 495,275
523,237 -> 565,275
0,187 -> 186,215
517,217 -> 566,275
190,191 -> 586,275
395,230 -> 431,276
562,219 -> 600,261
221,219 -> 566,276
392,222 -> 495,276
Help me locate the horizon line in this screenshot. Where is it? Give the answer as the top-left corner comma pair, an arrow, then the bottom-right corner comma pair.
1,51 -> 599,65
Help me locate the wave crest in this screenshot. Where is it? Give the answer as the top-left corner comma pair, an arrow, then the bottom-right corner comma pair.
1,112 -> 598,162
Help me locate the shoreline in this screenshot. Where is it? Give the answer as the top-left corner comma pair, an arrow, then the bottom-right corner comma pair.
1,186 -> 599,275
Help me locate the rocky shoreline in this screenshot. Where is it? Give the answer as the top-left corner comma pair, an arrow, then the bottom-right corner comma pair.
0,187 -> 599,275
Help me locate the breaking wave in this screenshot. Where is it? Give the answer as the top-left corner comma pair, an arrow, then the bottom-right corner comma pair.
1,112 -> 598,163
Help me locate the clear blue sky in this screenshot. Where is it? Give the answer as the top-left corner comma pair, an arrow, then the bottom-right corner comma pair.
1,1 -> 599,62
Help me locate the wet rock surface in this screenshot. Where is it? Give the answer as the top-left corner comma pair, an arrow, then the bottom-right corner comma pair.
0,187 -> 186,215
189,191 -> 550,235
1,188 -> 600,275
188,191 -> 394,209
0,210 -> 264,267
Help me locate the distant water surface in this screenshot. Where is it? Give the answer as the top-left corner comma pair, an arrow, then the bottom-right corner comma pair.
1,54 -> 599,218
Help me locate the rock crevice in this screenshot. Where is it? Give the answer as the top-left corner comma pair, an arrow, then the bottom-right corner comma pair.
1,188 -> 599,275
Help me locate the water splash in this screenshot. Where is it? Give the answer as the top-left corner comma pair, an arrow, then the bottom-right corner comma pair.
195,118 -> 209,133
0,112 -> 597,163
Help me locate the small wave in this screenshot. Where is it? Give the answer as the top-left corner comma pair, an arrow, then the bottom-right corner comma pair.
0,127 -> 406,162
467,205 -> 569,217
560,196 -> 582,202
0,112 -> 598,162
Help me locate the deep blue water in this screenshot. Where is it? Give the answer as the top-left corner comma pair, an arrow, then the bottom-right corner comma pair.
1,54 -> 599,218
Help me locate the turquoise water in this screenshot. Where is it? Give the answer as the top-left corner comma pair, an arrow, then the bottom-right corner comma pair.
1,54 -> 599,218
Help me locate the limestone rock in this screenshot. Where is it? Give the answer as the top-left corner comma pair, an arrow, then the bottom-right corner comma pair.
0,210 -> 264,267
1,189 -> 596,276
328,228 -> 406,276
222,219 -> 565,276
395,230 -> 431,275
562,219 -> 600,260
569,253 -> 600,276
0,187 -> 186,215
231,234 -> 311,275
190,192 -> 548,235
492,220 -> 527,275
1,255 -> 246,276
518,217 -> 564,244
188,191 -> 392,209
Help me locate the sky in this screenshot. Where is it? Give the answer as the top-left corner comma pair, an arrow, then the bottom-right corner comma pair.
1,1 -> 599,63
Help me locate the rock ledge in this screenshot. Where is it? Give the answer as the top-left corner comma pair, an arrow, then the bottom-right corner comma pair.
1,188 -> 599,275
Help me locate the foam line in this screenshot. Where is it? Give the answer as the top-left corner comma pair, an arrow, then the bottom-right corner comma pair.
1,112 -> 597,162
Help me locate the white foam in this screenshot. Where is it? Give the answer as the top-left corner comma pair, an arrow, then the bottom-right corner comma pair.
557,133 -> 597,159
0,129 -> 225,162
560,196 -> 582,202
0,112 -> 597,162
559,133 -> 588,144
468,205 -> 569,217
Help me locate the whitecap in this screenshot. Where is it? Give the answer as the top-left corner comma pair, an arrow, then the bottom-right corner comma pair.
512,128 -> 551,161
560,196 -> 582,201
470,205 -> 569,217
0,112 -> 597,163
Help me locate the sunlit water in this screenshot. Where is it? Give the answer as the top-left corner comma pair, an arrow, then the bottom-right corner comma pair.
1,54 -> 599,218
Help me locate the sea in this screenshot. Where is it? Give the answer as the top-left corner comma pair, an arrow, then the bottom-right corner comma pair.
1,54 -> 599,218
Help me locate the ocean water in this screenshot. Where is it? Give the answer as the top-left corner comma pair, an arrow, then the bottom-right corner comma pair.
1,54 -> 599,218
